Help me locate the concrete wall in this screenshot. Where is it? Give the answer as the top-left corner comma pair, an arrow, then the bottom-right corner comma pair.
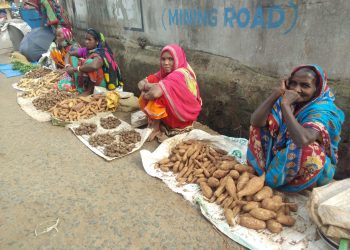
62,0 -> 350,80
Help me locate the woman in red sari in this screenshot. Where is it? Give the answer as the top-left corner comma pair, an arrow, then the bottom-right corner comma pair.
138,44 -> 202,141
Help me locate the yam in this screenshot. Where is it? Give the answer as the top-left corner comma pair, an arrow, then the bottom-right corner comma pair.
213,169 -> 229,179
261,197 -> 283,212
237,173 -> 265,199
253,186 -> 273,201
214,184 -> 225,198
242,201 -> 261,212
276,214 -> 296,226
207,177 -> 220,188
225,176 -> 238,200
228,170 -> 240,180
200,182 -> 213,199
232,206 -> 241,218
224,208 -> 235,226
267,219 -> 283,233
216,192 -> 228,205
249,208 -> 276,221
219,161 -> 235,171
238,216 -> 266,230
236,172 -> 250,192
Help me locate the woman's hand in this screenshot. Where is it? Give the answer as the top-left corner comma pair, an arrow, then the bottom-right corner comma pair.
282,89 -> 300,106
138,78 -> 150,92
273,79 -> 287,96
144,84 -> 163,100
65,66 -> 75,76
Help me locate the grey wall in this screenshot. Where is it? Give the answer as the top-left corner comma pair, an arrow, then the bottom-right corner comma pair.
62,0 -> 350,80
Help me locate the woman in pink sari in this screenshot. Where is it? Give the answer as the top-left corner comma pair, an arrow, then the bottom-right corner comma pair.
138,44 -> 202,141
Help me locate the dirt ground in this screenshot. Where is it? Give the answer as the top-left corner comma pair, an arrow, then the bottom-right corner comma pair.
0,49 -> 241,249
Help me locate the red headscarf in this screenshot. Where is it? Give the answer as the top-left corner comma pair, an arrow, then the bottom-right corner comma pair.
155,44 -> 202,123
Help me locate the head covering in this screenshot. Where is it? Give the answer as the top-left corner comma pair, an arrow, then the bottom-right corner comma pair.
159,44 -> 189,78
85,28 -> 123,89
59,27 -> 73,42
154,44 -> 202,123
273,64 -> 344,164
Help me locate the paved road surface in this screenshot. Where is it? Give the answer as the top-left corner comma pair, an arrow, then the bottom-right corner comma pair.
0,49 -> 241,250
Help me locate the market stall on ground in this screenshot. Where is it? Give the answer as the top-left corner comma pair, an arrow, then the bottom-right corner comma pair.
11,65 -> 349,249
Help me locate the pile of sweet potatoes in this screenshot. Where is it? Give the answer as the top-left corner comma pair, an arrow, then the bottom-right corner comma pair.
156,140 -> 297,233
49,94 -> 108,121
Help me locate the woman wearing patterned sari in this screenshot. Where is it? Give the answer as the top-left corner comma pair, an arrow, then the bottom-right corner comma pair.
247,64 -> 344,192
138,44 -> 202,141
56,28 -> 122,95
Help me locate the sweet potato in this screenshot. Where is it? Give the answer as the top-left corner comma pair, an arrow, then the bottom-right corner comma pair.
196,177 -> 207,184
224,208 -> 235,226
207,177 -> 220,188
253,186 -> 273,201
177,166 -> 188,179
238,216 -> 266,230
225,176 -> 238,200
234,164 -> 250,173
276,214 -> 296,226
216,192 -> 228,205
237,172 -> 250,191
237,173 -> 265,198
173,161 -> 180,173
261,197 -> 283,212
232,206 -> 241,218
200,182 -> 213,199
242,201 -> 261,212
159,158 -> 170,165
223,197 -> 234,209
219,161 -> 235,171
267,219 -> 283,233
249,208 -> 276,221
213,169 -> 229,179
229,170 -> 240,180
214,184 -> 226,197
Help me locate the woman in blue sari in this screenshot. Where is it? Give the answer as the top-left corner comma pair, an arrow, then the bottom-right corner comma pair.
247,64 -> 344,192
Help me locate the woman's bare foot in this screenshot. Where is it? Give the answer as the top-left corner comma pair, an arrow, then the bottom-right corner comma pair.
147,119 -> 161,141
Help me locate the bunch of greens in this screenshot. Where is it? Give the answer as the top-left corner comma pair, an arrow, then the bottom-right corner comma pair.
12,61 -> 39,73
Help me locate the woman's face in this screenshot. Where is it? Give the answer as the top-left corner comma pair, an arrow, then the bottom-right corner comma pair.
161,51 -> 174,74
56,29 -> 65,46
85,33 -> 98,50
287,69 -> 317,103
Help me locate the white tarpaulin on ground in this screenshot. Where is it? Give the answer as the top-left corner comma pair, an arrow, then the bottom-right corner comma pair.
140,129 -> 329,250
68,113 -> 152,161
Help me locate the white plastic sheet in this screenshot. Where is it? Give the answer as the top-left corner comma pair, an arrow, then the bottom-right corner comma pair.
140,129 -> 329,250
68,113 -> 152,161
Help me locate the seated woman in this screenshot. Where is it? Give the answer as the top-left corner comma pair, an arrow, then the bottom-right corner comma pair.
56,28 -> 122,95
48,27 -> 79,68
247,64 -> 344,192
138,44 -> 202,141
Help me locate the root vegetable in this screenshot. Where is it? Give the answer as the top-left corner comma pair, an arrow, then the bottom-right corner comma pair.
207,177 -> 220,188
261,197 -> 283,212
276,214 -> 296,226
238,216 -> 266,230
253,186 -> 273,201
249,208 -> 277,221
224,208 -> 235,226
200,182 -> 213,199
229,170 -> 240,180
237,173 -> 265,199
236,172 -> 250,192
225,176 -> 238,200
267,219 -> 283,233
242,201 -> 261,212
213,169 -> 229,179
